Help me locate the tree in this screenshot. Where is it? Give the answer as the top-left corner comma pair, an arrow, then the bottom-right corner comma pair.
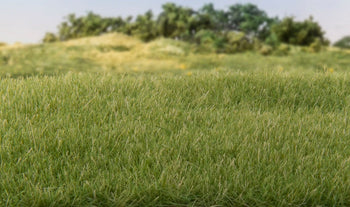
57,12 -> 130,41
157,3 -> 196,40
226,3 -> 272,38
42,32 -> 58,43
197,3 -> 228,31
334,36 -> 350,49
108,17 -> 128,33
43,1 -> 330,55
272,16 -> 328,46
130,11 -> 158,41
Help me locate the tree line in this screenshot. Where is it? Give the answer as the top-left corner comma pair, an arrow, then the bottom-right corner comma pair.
43,2 -> 330,54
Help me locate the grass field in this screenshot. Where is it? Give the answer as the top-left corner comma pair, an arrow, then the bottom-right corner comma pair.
1,34 -> 350,206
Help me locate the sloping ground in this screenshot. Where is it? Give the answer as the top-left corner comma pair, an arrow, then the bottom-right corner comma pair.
0,33 -> 194,75
1,33 -> 350,77
62,33 -> 142,48
2,33 -> 350,206
77,34 -> 193,72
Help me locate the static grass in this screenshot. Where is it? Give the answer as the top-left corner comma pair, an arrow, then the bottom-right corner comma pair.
1,71 -> 350,206
1,33 -> 350,77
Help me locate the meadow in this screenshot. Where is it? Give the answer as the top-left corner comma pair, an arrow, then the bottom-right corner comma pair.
1,33 -> 350,206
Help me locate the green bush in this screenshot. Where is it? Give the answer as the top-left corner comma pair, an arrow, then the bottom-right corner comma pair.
274,44 -> 290,56
224,31 -> 254,53
252,38 -> 263,51
259,45 -> 273,56
265,32 -> 280,48
308,38 -> 323,53
130,11 -> 158,42
194,30 -> 217,45
194,30 -> 227,53
0,53 -> 10,65
41,3 -> 331,55
272,16 -> 328,46
42,32 -> 58,43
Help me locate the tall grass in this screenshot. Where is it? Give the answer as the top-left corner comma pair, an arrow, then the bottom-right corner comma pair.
1,71 -> 350,206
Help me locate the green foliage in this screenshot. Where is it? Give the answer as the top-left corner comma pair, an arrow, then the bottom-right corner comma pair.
46,2 -> 279,45
258,42 -> 290,56
198,3 -> 228,32
130,11 -> 158,41
43,3 -> 330,55
226,3 -> 275,39
194,30 -> 255,54
274,43 -> 290,56
194,30 -> 225,53
56,12 -> 127,41
309,37 -> 323,53
42,32 -> 58,43
265,32 -> 280,48
0,53 -> 10,65
194,29 -> 216,44
334,36 -> 350,49
272,16 -> 327,46
156,3 -> 196,40
224,31 -> 254,53
259,45 -> 273,56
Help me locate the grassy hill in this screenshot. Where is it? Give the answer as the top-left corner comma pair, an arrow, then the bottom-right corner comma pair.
1,33 -> 350,77
1,34 -> 350,206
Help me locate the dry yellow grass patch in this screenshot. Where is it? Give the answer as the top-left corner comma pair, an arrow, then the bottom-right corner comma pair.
78,34 -> 184,72
63,33 -> 142,48
0,42 -> 29,51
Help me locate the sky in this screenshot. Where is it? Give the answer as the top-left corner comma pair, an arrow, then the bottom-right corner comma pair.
0,0 -> 349,44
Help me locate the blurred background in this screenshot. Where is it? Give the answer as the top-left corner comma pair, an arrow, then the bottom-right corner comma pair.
1,0 -> 349,44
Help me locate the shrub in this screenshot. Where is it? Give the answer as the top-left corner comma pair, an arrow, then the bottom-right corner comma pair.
194,30 -> 227,53
252,40 -> 260,51
274,44 -> 290,56
0,53 -> 10,65
224,31 -> 254,53
259,45 -> 273,56
265,32 -> 280,48
130,11 -> 158,42
309,38 -> 323,53
43,32 -> 58,43
272,16 -> 328,46
194,30 -> 217,45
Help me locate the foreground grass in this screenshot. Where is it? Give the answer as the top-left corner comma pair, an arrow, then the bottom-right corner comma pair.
1,71 -> 350,206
